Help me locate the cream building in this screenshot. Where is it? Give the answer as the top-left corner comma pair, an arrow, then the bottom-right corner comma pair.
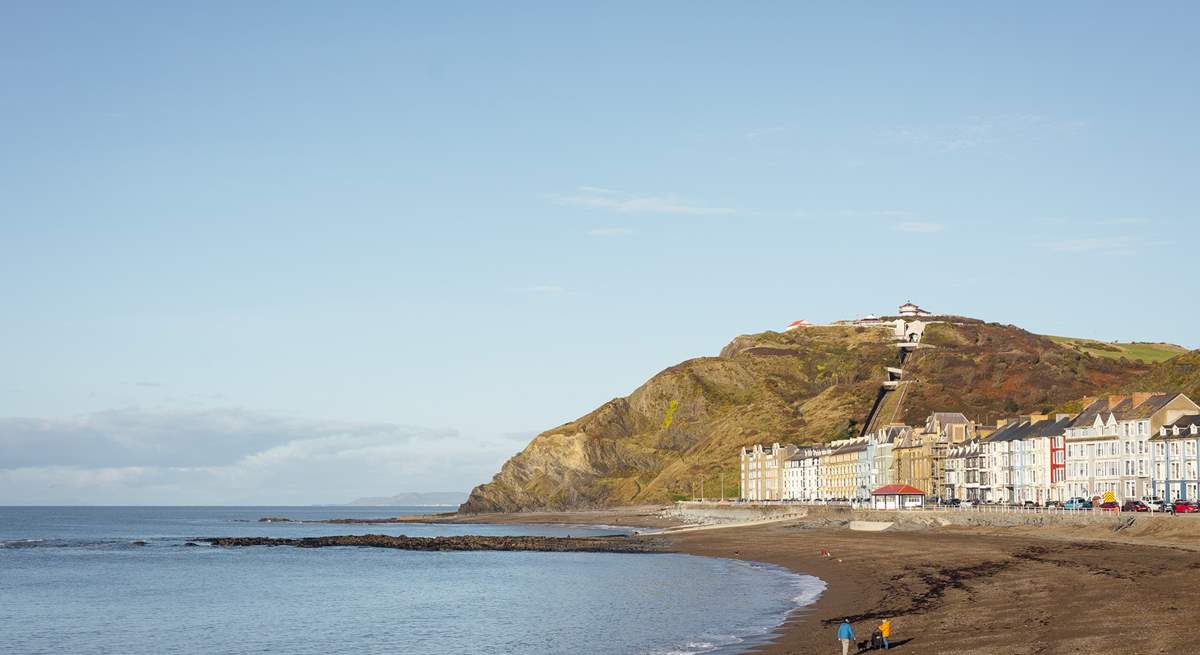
820,437 -> 869,500
739,442 -> 798,501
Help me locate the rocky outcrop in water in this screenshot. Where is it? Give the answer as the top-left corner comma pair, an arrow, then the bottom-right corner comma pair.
199,534 -> 669,553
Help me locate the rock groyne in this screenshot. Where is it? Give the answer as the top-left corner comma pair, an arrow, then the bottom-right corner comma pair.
199,533 -> 670,553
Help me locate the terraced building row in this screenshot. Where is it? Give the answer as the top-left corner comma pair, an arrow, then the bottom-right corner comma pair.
740,392 -> 1200,505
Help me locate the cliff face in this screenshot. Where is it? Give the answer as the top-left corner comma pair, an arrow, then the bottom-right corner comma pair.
460,321 -> 1154,513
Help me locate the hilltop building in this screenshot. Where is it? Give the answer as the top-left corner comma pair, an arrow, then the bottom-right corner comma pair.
898,302 -> 934,317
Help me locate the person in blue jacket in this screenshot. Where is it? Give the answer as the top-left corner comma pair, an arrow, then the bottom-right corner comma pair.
837,619 -> 855,655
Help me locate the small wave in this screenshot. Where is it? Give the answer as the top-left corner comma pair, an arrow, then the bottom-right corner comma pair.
0,538 -> 46,548
789,573 -> 827,607
644,634 -> 742,655
0,538 -> 164,550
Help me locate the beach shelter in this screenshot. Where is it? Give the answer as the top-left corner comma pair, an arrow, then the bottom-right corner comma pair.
871,484 -> 926,510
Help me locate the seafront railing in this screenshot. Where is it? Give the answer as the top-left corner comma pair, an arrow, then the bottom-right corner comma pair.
680,499 -> 1183,518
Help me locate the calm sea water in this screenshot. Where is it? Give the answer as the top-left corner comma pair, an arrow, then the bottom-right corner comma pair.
0,507 -> 823,655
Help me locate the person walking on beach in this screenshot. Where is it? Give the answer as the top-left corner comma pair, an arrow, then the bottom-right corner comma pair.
879,618 -> 892,649
837,619 -> 855,655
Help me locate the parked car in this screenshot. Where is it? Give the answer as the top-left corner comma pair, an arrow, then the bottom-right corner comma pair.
1044,500 -> 1063,508
1099,501 -> 1121,511
1063,497 -> 1092,510
946,498 -> 962,507
960,499 -> 978,507
1172,500 -> 1199,514
1144,497 -> 1168,512
1121,500 -> 1150,512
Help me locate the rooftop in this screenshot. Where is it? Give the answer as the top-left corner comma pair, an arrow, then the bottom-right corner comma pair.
872,484 -> 926,496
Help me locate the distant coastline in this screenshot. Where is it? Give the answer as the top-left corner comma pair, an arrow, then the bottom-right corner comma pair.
344,492 -> 467,507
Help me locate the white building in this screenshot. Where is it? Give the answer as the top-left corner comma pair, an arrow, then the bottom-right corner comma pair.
782,446 -> 826,501
1064,393 -> 1200,502
740,442 -> 798,501
1151,413 -> 1200,501
983,415 -> 1072,504
870,425 -> 908,488
945,438 -> 983,501
898,302 -> 933,318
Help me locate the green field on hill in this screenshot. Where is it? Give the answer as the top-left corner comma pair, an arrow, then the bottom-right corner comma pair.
1046,336 -> 1187,364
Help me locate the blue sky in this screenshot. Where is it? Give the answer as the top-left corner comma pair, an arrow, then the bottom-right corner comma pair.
2,3 -> 1197,503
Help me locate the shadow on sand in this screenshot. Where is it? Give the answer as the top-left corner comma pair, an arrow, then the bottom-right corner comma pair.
855,637 -> 915,653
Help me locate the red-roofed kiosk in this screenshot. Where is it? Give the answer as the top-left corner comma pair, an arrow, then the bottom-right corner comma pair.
871,484 -> 926,510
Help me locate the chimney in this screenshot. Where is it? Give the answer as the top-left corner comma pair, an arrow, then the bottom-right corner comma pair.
1132,392 -> 1160,407
1108,395 -> 1128,410
1027,414 -> 1049,424
1056,413 -> 1073,421
1080,396 -> 1097,410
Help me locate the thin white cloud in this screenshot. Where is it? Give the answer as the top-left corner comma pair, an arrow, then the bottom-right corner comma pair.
1099,217 -> 1150,225
1038,236 -> 1133,253
512,285 -> 565,295
745,126 -> 788,143
841,209 -> 912,218
576,185 -> 618,195
895,221 -> 944,233
586,227 -> 634,237
551,187 -> 736,216
0,407 -> 510,505
888,114 -> 1087,153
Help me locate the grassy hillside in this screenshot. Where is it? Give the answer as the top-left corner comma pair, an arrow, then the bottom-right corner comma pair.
462,321 -> 1154,512
1045,336 -> 1187,364
1119,349 -> 1200,400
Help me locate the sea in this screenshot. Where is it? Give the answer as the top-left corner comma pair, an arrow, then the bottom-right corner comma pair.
0,506 -> 824,655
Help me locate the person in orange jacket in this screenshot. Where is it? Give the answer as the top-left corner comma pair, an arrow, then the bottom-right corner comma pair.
879,618 -> 892,650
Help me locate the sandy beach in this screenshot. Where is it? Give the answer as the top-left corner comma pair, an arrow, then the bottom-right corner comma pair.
452,508 -> 1200,655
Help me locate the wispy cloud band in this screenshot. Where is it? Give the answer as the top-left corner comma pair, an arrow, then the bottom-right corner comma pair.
550,187 -> 736,216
